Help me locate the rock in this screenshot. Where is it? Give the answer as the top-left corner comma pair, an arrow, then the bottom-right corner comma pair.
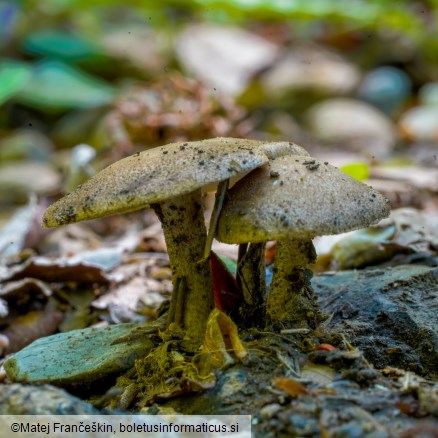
399,106 -> 438,142
4,322 -> 158,387
0,384 -> 100,414
0,128 -> 54,163
101,27 -> 170,75
175,24 -> 278,96
262,43 -> 360,97
0,161 -> 61,204
357,66 -> 411,115
259,403 -> 281,419
306,98 -> 396,159
313,265 -> 438,378
257,382 -> 432,437
419,82 -> 438,108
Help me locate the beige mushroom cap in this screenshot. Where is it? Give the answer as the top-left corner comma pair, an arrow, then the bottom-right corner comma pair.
216,155 -> 391,243
43,138 -> 308,228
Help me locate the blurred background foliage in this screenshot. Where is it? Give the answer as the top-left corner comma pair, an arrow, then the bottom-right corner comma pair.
1,0 -> 438,211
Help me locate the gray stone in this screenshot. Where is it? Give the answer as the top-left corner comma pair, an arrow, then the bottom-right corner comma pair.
4,322 -> 158,386
0,384 -> 100,414
306,98 -> 395,159
313,265 -> 438,378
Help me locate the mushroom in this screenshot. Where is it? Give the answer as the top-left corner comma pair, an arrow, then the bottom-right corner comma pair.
216,154 -> 391,328
42,137 -> 307,346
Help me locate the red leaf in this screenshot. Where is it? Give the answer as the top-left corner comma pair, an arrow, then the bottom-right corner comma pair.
210,251 -> 242,313
314,343 -> 337,352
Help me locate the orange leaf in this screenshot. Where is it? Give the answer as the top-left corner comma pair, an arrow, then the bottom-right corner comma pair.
314,343 -> 337,351
272,377 -> 309,397
203,308 -> 248,369
265,242 -> 276,264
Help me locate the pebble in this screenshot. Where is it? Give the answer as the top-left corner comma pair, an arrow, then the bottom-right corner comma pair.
261,43 -> 360,96
357,66 -> 411,115
259,403 -> 281,419
0,384 -> 100,414
399,105 -> 438,142
306,98 -> 395,159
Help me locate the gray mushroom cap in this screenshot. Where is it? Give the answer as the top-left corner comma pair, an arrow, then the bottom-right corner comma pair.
216,155 -> 391,243
43,137 -> 308,228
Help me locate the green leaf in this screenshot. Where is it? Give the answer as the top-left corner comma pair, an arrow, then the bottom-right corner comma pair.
0,61 -> 32,106
21,30 -> 105,62
16,60 -> 115,112
340,162 -> 370,181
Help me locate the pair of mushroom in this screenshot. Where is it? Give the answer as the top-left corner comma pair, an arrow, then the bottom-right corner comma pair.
43,138 -> 308,347
43,137 -> 390,346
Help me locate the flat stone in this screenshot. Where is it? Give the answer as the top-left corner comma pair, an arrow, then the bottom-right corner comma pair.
4,322 -> 158,387
0,384 -> 100,414
313,265 -> 438,378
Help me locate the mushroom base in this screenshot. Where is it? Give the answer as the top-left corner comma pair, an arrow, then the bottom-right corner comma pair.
152,190 -> 214,348
267,239 -> 322,328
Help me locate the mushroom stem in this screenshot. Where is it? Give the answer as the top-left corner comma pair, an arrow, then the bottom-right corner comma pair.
152,189 -> 214,347
267,238 -> 321,328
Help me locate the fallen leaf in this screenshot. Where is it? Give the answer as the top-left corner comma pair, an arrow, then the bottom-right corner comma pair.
1,302 -> 63,355
272,376 -> 309,397
176,24 -> 278,96
203,308 -> 248,369
371,164 -> 438,191
92,276 -> 165,322
0,196 -> 38,258
210,251 -> 241,313
0,278 -> 52,299
301,362 -> 336,386
314,343 -> 337,352
0,255 -> 111,283
328,208 -> 438,269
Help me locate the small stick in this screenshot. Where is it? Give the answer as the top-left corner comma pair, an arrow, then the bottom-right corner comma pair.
276,351 -> 300,377
202,178 -> 229,261
280,328 -> 311,335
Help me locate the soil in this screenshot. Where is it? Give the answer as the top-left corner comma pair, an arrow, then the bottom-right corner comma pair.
1,264 -> 437,437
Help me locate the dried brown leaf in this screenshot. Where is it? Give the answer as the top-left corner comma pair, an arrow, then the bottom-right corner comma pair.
272,376 -> 309,397
203,308 -> 248,369
1,304 -> 63,355
0,256 -> 111,284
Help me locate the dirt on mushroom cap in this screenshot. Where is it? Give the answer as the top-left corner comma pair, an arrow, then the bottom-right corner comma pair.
43,138 -> 308,228
216,155 -> 391,243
